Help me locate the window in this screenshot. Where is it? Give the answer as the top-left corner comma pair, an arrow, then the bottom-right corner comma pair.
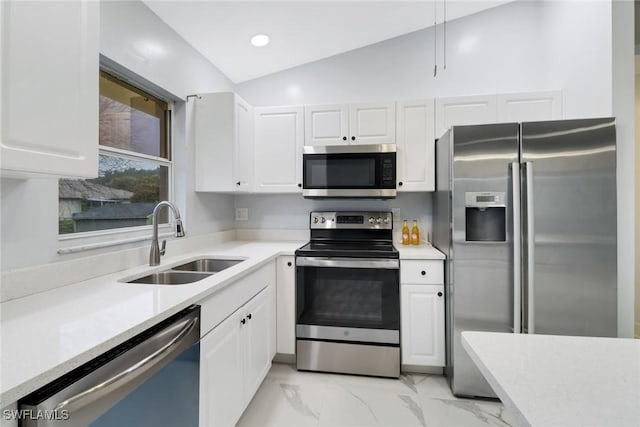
59,71 -> 172,235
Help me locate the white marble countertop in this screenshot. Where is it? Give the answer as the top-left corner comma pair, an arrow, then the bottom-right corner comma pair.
461,331 -> 640,427
0,240 -> 302,407
396,243 -> 446,260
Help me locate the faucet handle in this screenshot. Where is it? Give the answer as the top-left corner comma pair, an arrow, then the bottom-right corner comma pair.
160,240 -> 166,256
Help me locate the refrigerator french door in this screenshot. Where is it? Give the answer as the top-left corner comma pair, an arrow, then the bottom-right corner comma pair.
433,118 -> 617,398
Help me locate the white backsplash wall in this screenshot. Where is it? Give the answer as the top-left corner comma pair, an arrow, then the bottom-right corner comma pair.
233,193 -> 432,243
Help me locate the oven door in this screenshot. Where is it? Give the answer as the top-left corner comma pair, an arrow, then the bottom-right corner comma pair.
295,257 -> 400,345
302,144 -> 396,198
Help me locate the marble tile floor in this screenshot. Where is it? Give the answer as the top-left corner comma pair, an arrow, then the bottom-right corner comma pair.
237,363 -> 513,427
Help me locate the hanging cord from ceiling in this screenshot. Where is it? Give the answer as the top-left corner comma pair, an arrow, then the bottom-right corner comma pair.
444,0 -> 447,71
433,0 -> 447,77
433,0 -> 437,77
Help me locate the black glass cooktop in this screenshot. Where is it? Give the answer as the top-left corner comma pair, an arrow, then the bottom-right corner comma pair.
295,240 -> 399,259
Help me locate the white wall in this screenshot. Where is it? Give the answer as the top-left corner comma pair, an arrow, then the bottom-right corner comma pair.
0,0 -> 235,271
540,0 -> 613,118
234,193 -> 433,243
635,68 -> 640,338
610,0 -> 636,339
237,0 -> 547,107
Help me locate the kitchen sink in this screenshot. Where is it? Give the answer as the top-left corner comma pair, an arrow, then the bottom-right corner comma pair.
127,271 -> 213,285
171,258 -> 246,273
125,257 -> 247,285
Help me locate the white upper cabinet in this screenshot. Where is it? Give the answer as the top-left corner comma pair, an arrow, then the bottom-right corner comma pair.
435,95 -> 498,139
193,93 -> 254,192
497,90 -> 563,122
396,100 -> 435,192
254,106 -> 304,193
304,102 -> 395,146
304,104 -> 348,146
0,0 -> 99,178
349,102 -> 396,145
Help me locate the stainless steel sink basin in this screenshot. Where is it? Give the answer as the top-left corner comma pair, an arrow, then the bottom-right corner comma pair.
171,258 -> 245,273
127,271 -> 213,285
125,257 -> 247,285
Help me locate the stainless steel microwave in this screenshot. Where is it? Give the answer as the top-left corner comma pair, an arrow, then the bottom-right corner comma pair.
302,144 -> 397,198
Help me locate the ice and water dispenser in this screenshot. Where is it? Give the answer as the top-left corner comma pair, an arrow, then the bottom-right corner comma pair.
464,192 -> 506,242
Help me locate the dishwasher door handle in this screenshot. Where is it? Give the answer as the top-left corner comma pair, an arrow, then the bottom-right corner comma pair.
54,315 -> 198,414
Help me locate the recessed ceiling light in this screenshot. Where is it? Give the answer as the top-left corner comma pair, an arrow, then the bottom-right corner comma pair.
251,34 -> 270,47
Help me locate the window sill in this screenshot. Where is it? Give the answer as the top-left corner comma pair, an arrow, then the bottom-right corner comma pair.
57,224 -> 173,254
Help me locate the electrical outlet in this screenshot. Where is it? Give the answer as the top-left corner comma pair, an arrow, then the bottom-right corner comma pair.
391,208 -> 401,222
235,208 -> 249,221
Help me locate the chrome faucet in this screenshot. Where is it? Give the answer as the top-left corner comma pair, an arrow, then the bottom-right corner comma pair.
149,201 -> 185,266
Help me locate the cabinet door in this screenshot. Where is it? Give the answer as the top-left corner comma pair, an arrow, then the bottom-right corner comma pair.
401,284 -> 445,367
200,308 -> 245,427
497,91 -> 563,122
233,96 -> 254,192
349,102 -> 396,145
243,287 -> 272,401
396,100 -> 435,192
435,95 -> 497,139
276,256 -> 296,356
0,0 -> 99,178
193,93 -> 235,192
254,106 -> 304,193
304,104 -> 348,146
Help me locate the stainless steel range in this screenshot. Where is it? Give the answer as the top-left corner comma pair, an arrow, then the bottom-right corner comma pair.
295,211 -> 400,378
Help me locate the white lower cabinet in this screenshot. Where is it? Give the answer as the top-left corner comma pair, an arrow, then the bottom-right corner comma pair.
200,286 -> 272,427
276,256 -> 296,356
401,284 -> 445,367
200,307 -> 246,427
199,261 -> 276,427
400,259 -> 445,368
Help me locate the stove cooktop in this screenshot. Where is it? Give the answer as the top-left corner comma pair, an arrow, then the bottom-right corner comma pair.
295,240 -> 399,259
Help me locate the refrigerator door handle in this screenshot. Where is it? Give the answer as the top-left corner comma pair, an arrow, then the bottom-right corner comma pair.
523,161 -> 535,334
511,162 -> 521,334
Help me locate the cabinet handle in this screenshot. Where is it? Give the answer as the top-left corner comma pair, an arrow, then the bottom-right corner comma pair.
236,181 -> 241,186
297,183 -> 302,188
342,136 -> 347,141
287,262 -> 292,267
437,292 -> 443,297
247,313 -> 252,320
421,270 -> 426,276
240,318 -> 246,325
399,182 -> 403,186
351,136 -> 356,141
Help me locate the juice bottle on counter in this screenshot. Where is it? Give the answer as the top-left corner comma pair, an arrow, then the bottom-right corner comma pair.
411,220 -> 420,245
401,220 -> 410,245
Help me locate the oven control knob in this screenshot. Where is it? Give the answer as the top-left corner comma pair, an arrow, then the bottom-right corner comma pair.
321,217 -> 326,223
369,217 -> 375,224
383,217 -> 390,224
313,217 -> 319,224
376,217 -> 382,224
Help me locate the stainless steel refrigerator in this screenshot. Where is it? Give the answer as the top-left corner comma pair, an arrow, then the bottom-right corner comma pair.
432,118 -> 617,398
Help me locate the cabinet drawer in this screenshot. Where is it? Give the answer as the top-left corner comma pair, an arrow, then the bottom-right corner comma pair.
200,262 -> 275,337
400,260 -> 443,285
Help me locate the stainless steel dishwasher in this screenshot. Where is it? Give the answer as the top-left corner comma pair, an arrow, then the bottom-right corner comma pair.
18,306 -> 200,427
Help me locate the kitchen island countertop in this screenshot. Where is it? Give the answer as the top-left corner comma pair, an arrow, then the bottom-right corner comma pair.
461,331 -> 640,427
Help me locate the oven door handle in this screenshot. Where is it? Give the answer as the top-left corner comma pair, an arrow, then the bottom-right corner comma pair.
296,257 -> 399,269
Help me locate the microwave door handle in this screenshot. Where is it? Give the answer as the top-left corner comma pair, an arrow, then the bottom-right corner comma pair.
53,316 -> 198,414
